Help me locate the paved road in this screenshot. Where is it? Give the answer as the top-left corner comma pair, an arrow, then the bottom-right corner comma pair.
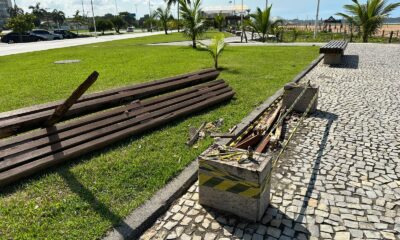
0,31 -> 167,56
140,43 -> 400,240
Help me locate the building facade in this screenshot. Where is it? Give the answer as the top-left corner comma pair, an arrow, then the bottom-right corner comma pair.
0,0 -> 12,29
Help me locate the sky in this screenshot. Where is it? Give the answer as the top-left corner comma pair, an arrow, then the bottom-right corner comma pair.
15,0 -> 400,19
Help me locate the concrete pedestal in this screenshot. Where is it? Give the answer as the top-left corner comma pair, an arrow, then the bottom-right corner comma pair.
198,147 -> 272,222
324,53 -> 342,65
283,83 -> 319,114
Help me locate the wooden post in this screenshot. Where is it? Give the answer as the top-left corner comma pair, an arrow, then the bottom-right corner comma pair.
382,30 -> 385,38
389,31 -> 393,43
44,71 -> 99,127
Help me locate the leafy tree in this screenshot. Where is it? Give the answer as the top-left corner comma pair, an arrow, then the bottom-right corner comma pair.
96,19 -> 114,34
6,13 -> 35,42
119,12 -> 136,26
337,0 -> 400,42
214,12 -> 225,32
247,6 -> 282,42
52,9 -> 66,29
156,6 -> 172,35
198,33 -> 227,69
112,16 -> 126,33
179,0 -> 205,48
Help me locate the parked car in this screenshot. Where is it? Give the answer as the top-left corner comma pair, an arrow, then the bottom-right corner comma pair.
30,29 -> 63,40
1,32 -> 42,43
127,27 -> 135,32
53,30 -> 79,39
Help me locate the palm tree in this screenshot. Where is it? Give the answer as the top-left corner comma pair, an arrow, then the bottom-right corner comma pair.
29,3 -> 44,27
179,0 -> 205,48
337,0 -> 400,43
165,0 -> 190,32
52,10 -> 66,29
156,5 -> 172,35
247,6 -> 282,42
198,33 -> 227,69
214,12 -> 225,32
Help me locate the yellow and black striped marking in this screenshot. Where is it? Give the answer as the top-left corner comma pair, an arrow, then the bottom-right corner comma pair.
199,162 -> 270,199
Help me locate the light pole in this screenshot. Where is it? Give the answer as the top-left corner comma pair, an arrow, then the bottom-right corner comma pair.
114,0 -> 119,15
90,0 -> 97,37
266,0 -> 268,9
148,0 -> 153,32
314,0 -> 320,39
81,0 -> 85,18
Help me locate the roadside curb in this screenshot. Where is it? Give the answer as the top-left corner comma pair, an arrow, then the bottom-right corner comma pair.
102,54 -> 324,240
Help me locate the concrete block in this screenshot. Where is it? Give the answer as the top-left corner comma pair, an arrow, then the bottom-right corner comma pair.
283,83 -> 319,114
198,146 -> 272,222
324,53 -> 342,65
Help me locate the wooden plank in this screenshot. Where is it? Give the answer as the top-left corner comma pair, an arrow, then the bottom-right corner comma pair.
235,134 -> 263,149
0,69 -> 218,120
0,82 -> 229,159
0,90 -> 235,186
254,135 -> 271,153
0,70 -> 220,138
44,71 -> 99,127
0,80 -> 226,150
0,87 -> 233,171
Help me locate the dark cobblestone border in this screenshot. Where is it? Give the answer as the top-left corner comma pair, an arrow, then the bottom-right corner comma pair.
102,54 -> 324,240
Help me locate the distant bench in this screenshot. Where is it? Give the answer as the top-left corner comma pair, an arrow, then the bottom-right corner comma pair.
320,40 -> 348,65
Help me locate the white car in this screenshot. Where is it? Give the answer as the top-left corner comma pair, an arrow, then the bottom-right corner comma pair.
127,27 -> 135,33
30,29 -> 63,40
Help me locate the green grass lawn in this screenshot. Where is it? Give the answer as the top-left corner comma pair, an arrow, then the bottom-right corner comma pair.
0,32 -> 319,239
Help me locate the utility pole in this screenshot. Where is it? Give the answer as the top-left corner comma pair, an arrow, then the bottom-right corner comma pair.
266,0 -> 269,9
314,0 -> 320,39
90,0 -> 97,37
81,0 -> 85,17
114,0 -> 118,16
148,0 -> 153,32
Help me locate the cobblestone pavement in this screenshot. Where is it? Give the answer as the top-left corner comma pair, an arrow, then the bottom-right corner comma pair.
140,44 -> 400,240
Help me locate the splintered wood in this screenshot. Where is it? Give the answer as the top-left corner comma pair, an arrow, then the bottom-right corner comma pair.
233,102 -> 284,154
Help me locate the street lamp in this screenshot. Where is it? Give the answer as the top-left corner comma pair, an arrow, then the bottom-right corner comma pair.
90,0 -> 97,37
314,0 -> 320,39
148,0 -> 153,32
114,0 -> 119,15
81,0 -> 85,18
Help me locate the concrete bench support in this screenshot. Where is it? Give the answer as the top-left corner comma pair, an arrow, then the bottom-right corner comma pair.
198,147 -> 272,222
324,53 -> 342,65
283,83 -> 319,114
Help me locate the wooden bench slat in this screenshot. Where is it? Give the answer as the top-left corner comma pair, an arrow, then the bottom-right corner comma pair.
0,88 -> 235,187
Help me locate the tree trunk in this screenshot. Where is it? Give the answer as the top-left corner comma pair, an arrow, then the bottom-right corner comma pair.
165,25 -> 168,35
192,38 -> 196,48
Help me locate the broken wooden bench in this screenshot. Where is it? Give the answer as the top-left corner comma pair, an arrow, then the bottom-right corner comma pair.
0,80 -> 235,186
320,40 -> 348,65
0,69 -> 219,139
